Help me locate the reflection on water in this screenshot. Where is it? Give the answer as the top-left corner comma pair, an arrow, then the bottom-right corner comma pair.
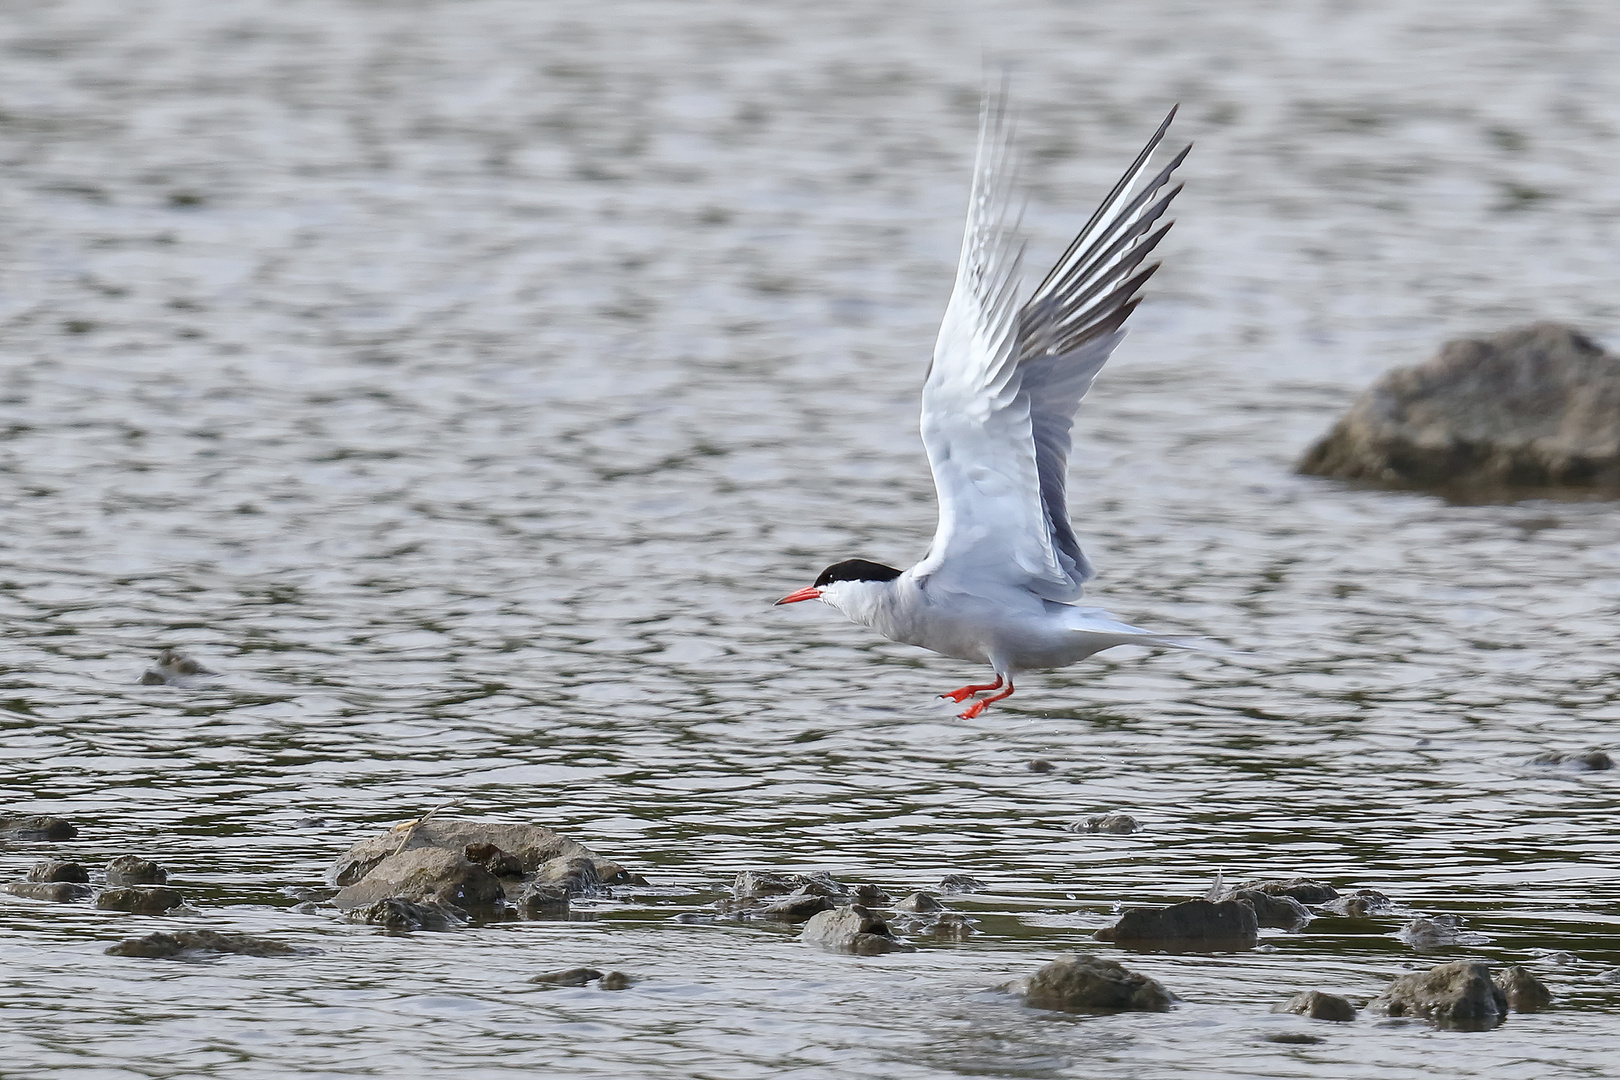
1,0 -> 1618,1076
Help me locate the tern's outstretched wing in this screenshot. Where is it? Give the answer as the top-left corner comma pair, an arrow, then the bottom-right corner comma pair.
916,99 -> 1187,602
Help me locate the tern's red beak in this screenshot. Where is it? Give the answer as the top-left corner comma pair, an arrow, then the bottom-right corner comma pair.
774,586 -> 823,605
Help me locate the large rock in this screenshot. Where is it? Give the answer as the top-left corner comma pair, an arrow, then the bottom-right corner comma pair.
106,930 -> 310,958
1095,898 -> 1259,949
1371,961 -> 1508,1030
1300,323 -> 1620,493
106,856 -> 168,886
800,905 -> 914,955
27,861 -> 89,883
1015,953 -> 1174,1013
331,848 -> 504,913
330,818 -> 637,888
1273,990 -> 1357,1022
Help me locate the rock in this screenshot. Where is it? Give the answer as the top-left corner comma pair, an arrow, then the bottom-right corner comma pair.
331,848 -> 504,914
751,893 -> 835,924
1398,915 -> 1486,949
528,967 -> 603,986
509,884 -> 569,918
801,905 -> 915,955
1027,759 -> 1056,773
598,971 -> 635,990
27,860 -> 89,883
1494,966 -> 1552,1012
937,874 -> 986,894
139,648 -> 218,685
106,856 -> 168,886
1224,878 -> 1339,906
1015,953 -> 1174,1013
105,929 -> 309,958
330,817 -> 634,888
0,815 -> 77,841
1299,322 -> 1620,493
926,912 -> 975,940
532,856 -> 603,898
851,883 -> 890,906
463,843 -> 524,879
1226,889 -> 1312,931
343,897 -> 469,931
1263,1033 -> 1323,1045
95,887 -> 185,914
3,881 -> 93,902
1273,990 -> 1357,1022
892,892 -> 943,913
1371,961 -> 1508,1029
1095,898 -> 1259,949
732,870 -> 806,899
1320,889 -> 1394,918
1069,812 -> 1142,835
1531,749 -> 1613,771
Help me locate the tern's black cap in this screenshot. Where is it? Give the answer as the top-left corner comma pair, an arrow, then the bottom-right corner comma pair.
814,559 -> 902,587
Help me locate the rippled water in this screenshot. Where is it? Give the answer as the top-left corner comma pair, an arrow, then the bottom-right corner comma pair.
3,0 -> 1619,1076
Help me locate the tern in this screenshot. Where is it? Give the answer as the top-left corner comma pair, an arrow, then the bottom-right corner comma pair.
776,97 -> 1195,719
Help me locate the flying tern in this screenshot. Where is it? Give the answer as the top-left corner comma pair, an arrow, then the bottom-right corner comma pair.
776,97 -> 1195,719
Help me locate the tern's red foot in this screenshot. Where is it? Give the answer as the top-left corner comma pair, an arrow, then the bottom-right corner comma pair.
958,680 -> 1015,719
940,676 -> 1003,704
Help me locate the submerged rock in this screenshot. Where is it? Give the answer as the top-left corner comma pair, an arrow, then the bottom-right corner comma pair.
332,847 -> 504,914
4,881 -> 93,902
1069,812 -> 1142,835
528,967 -> 604,986
343,897 -> 469,931
1319,889 -> 1395,918
1095,899 -> 1259,950
801,905 -> 915,955
1026,759 -> 1056,773
751,893 -> 835,924
1398,915 -> 1487,949
331,817 -> 640,889
139,648 -> 218,686
1273,990 -> 1357,1022
508,884 -> 570,918
732,870 -> 808,899
0,815 -> 77,841
1371,961 -> 1508,1030
106,929 -> 309,959
1531,749 -> 1613,771
1014,953 -> 1174,1013
1299,323 -> 1620,493
27,860 -> 89,883
95,886 -> 185,914
531,856 -> 604,898
937,874 -> 987,894
598,971 -> 635,990
106,856 -> 168,886
1224,878 -> 1339,906
1494,965 -> 1552,1012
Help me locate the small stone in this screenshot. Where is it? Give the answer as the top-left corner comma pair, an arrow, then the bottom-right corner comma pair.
1274,990 -> 1357,1022
1227,889 -> 1312,931
1398,915 -> 1482,949
463,843 -> 524,879
1095,898 -> 1259,949
0,815 -> 77,841
937,874 -> 986,894
732,870 -> 804,899
892,892 -> 943,913
1531,749 -> 1612,770
27,860 -> 89,883
851,884 -> 890,906
3,881 -> 93,902
1494,966 -> 1552,1012
1069,813 -> 1142,835
343,897 -> 468,931
1016,953 -> 1174,1013
597,971 -> 635,990
1371,960 -> 1508,1030
105,929 -> 309,959
140,648 -> 218,686
1026,759 -> 1056,773
95,887 -> 186,914
751,893 -> 835,924
528,967 -> 603,986
509,884 -> 569,918
106,856 -> 168,886
532,855 -> 603,898
928,912 -> 975,940
801,905 -> 915,955
1320,889 -> 1394,917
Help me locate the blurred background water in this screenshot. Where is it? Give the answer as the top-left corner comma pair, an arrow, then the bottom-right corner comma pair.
1,0 -> 1618,1076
